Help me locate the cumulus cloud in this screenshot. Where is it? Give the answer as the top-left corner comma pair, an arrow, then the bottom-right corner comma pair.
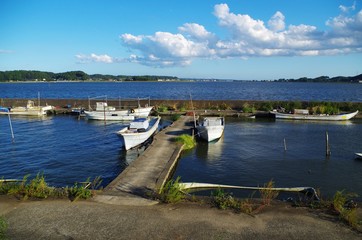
76,53 -> 116,63
116,3 -> 362,67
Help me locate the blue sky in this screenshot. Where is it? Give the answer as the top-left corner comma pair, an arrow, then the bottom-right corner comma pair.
1,0 -> 361,80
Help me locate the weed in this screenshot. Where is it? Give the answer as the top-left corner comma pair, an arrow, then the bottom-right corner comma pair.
159,176 -> 188,204
157,105 -> 168,113
259,180 -> 279,206
211,188 -> 237,210
170,114 -> 181,122
0,215 -> 7,240
174,134 -> 196,150
332,191 -> 359,228
66,182 -> 92,201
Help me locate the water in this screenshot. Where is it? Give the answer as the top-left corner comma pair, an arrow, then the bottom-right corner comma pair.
1,81 -> 362,101
1,81 -> 361,199
0,115 -> 168,187
174,118 -> 362,199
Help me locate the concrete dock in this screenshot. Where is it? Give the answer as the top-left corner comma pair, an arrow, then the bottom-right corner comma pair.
94,116 -> 194,205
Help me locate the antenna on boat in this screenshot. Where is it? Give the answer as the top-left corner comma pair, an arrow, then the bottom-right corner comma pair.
189,93 -> 196,129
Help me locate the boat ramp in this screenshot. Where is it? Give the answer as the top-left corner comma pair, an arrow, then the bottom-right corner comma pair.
94,116 -> 194,205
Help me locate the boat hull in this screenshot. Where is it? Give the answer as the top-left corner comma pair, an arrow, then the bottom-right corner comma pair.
270,110 -> 358,121
84,106 -> 153,121
117,116 -> 161,150
197,117 -> 225,142
0,105 -> 53,116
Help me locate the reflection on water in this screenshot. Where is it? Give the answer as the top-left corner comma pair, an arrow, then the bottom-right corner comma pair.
196,137 -> 224,162
175,118 -> 362,200
0,115 -> 171,187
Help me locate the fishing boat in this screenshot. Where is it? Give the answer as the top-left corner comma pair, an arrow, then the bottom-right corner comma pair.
84,102 -> 153,121
117,116 -> 161,150
355,153 -> 362,159
270,109 -> 358,121
0,100 -> 53,116
196,117 -> 225,142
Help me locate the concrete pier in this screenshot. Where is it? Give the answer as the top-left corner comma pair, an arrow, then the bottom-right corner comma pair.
94,116 -> 194,205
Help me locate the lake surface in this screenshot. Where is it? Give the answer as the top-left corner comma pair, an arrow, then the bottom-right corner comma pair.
1,81 -> 362,102
174,118 -> 362,199
1,115 -> 361,200
1,81 -> 361,200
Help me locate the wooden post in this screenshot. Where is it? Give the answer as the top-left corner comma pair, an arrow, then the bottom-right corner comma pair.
283,138 -> 287,151
326,131 -> 331,156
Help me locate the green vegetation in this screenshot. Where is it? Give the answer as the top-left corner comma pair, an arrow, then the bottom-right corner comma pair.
174,134 -> 196,150
159,177 -> 188,204
0,216 -> 7,240
170,114 -> 181,121
259,180 -> 279,206
0,70 -> 178,82
0,174 -> 101,201
156,105 -> 168,113
211,188 -> 239,210
332,191 -> 359,228
275,74 -> 362,83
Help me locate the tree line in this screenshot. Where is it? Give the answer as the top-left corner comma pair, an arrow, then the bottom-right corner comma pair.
274,74 -> 362,83
0,70 -> 178,82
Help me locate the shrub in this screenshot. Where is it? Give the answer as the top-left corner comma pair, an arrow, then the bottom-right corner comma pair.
333,191 -> 359,228
159,176 -> 188,203
174,134 -> 196,150
259,180 -> 279,206
211,188 -> 238,210
0,216 -> 7,240
170,114 -> 181,122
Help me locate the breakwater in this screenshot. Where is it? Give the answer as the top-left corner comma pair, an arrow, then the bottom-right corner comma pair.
1,98 -> 361,118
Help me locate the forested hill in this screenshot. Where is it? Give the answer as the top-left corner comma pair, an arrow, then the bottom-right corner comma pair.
0,70 -> 178,82
0,70 -> 361,83
274,74 -> 362,83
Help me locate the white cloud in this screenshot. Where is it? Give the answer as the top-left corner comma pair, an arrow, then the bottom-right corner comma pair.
116,3 -> 362,67
339,1 -> 356,13
268,11 -> 285,32
76,53 -> 115,63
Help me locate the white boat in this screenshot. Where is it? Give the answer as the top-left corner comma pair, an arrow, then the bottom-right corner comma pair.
117,116 -> 161,150
196,117 -> 225,142
0,100 -> 53,116
84,102 -> 153,121
355,153 -> 362,159
270,110 -> 358,121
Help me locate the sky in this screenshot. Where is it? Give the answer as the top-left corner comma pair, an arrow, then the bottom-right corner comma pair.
0,0 -> 361,80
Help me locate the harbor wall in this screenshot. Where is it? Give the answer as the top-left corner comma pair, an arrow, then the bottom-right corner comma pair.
1,98 -> 361,118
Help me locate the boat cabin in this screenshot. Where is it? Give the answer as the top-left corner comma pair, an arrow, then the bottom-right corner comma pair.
129,118 -> 149,130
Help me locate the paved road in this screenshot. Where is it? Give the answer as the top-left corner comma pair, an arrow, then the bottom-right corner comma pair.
1,198 -> 361,240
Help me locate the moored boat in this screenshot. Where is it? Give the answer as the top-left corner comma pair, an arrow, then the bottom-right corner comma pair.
196,117 -> 225,142
355,153 -> 362,159
270,110 -> 358,121
0,100 -> 53,116
84,102 -> 153,121
117,116 -> 161,150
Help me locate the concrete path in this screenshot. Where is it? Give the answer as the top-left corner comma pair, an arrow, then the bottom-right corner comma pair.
94,116 -> 194,205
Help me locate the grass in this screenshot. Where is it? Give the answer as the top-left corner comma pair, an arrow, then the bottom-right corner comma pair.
332,191 -> 359,228
0,173 -> 102,201
0,216 -> 7,240
159,177 -> 188,204
259,180 -> 279,206
174,134 -> 196,150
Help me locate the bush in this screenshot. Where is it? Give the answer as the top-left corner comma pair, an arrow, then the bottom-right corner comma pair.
174,134 -> 196,150
211,188 -> 238,210
159,176 -> 188,203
